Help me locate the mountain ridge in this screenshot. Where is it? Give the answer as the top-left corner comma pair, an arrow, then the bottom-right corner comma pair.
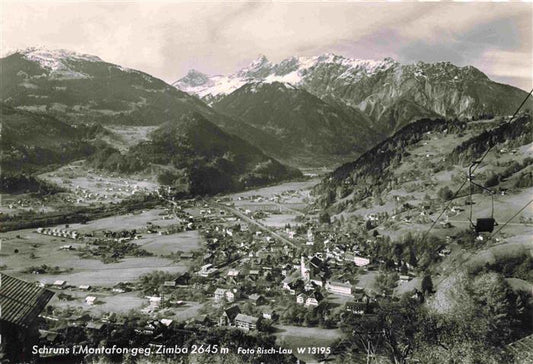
174,53 -> 532,134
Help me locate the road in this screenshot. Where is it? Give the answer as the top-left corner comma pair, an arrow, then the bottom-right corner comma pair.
214,202 -> 297,248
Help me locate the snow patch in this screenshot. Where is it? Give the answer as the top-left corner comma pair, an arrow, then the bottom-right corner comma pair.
19,47 -> 102,79
174,53 -> 397,100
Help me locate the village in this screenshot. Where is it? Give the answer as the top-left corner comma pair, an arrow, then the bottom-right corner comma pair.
4,116 -> 532,362
1,173 -> 457,364
5,116 -> 532,363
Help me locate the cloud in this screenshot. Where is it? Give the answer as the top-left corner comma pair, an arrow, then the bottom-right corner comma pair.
478,49 -> 532,90
1,1 -> 531,89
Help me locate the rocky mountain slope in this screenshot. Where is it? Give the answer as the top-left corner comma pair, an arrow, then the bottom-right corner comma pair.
175,53 -> 532,134
212,82 -> 384,166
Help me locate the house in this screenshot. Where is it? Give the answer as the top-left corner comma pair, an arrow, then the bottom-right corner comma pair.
346,302 -> 367,315
148,296 -> 162,308
248,294 -> 267,306
225,290 -> 236,303
310,256 -> 323,269
52,280 -> 67,289
214,288 -> 235,303
296,293 -> 306,305
39,330 -> 60,344
262,309 -> 278,321
214,288 -> 227,303
399,275 -> 411,282
234,314 -> 258,331
353,256 -> 371,267
86,322 -> 105,331
194,315 -> 212,325
227,269 -> 240,277
282,276 -> 295,293
160,319 -> 173,327
198,264 -> 218,277
326,281 -> 352,296
438,248 -> 451,257
305,297 -> 319,307
219,305 -> 241,326
79,285 -> 91,291
85,296 -> 97,305
304,281 -> 317,292
166,272 -> 191,286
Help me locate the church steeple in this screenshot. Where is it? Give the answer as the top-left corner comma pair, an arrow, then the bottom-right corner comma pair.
301,256 -> 310,281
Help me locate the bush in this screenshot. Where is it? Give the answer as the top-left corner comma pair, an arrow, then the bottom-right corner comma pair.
319,211 -> 331,224
438,186 -> 454,201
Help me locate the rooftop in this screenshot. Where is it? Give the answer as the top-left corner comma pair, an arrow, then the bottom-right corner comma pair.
0,273 -> 55,328
235,313 -> 258,324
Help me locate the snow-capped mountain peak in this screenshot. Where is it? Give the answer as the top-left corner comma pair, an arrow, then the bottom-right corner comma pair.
177,69 -> 211,87
174,53 -> 397,103
20,47 -> 102,69
16,47 -> 103,79
237,54 -> 272,78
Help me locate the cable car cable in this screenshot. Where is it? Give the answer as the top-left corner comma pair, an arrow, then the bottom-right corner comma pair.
420,88 -> 532,243
490,199 -> 533,238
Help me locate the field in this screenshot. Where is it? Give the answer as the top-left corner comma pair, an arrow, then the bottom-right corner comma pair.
50,291 -> 146,314
135,230 -> 202,255
0,206 -> 204,315
261,213 -> 299,228
230,179 -> 318,205
104,125 -> 159,152
0,227 -> 187,287
65,208 -> 176,233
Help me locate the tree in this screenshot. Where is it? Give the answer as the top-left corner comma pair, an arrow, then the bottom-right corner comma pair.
421,274 -> 433,295
256,317 -> 274,333
485,173 -> 499,187
319,211 -> 331,224
376,271 -> 399,296
408,248 -> 418,268
157,170 -> 178,186
437,186 -> 454,201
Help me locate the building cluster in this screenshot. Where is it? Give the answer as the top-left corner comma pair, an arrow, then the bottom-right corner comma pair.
36,227 -> 79,239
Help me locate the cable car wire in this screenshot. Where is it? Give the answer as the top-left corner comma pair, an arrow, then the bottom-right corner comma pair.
490,199 -> 533,238
420,88 -> 533,243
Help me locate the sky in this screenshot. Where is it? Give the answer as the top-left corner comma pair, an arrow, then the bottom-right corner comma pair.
1,1 -> 532,91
